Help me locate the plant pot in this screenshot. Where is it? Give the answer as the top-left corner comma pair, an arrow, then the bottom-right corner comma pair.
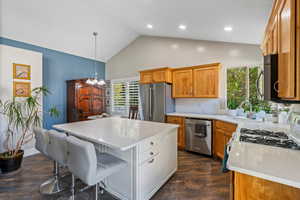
228,109 -> 237,116
0,150 -> 24,174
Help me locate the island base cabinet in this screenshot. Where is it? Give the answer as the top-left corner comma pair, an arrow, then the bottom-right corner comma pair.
103,128 -> 178,200
138,129 -> 177,200
140,155 -> 163,200
234,172 -> 300,200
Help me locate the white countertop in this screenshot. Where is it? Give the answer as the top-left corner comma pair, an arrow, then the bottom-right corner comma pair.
167,112 -> 256,124
228,141 -> 300,188
167,112 -> 300,188
166,112 -> 290,129
53,118 -> 179,151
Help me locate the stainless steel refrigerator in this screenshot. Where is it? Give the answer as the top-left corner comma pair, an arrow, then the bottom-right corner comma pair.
140,83 -> 175,122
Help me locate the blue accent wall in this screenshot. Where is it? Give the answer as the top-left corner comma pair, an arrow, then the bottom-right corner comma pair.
0,37 -> 105,129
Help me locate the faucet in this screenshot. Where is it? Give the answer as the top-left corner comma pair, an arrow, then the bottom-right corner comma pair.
238,99 -> 253,113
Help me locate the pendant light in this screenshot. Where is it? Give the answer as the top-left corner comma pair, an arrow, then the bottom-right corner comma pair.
86,32 -> 106,85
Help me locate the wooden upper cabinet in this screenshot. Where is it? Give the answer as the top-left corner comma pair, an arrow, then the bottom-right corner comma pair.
153,69 -> 172,83
263,0 -> 300,100
271,17 -> 279,54
172,63 -> 220,98
193,64 -> 220,98
140,68 -> 172,84
140,71 -> 153,84
278,0 -> 296,99
172,68 -> 193,98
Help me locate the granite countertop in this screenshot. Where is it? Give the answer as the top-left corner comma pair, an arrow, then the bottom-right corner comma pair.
53,118 -> 179,151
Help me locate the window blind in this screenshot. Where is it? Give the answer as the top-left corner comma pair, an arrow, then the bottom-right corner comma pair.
111,79 -> 139,115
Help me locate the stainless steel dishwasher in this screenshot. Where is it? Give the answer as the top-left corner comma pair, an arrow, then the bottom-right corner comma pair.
185,118 -> 212,156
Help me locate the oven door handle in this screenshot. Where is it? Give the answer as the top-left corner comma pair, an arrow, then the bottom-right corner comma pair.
194,133 -> 207,138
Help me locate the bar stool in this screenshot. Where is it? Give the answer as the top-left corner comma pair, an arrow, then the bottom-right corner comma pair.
43,129 -> 69,194
33,127 -> 65,195
128,106 -> 139,120
65,136 -> 127,200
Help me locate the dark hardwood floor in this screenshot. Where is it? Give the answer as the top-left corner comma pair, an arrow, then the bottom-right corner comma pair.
0,151 -> 230,200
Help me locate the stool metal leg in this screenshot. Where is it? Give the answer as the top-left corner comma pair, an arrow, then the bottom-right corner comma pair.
71,174 -> 75,200
40,161 -> 68,195
95,183 -> 98,200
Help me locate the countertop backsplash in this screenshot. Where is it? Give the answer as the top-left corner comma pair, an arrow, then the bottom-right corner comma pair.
175,98 -> 224,115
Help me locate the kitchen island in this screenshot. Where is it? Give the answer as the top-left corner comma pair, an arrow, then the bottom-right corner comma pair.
54,118 -> 179,200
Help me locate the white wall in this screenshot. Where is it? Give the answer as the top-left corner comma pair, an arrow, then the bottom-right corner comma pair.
0,45 -> 43,156
106,36 -> 263,113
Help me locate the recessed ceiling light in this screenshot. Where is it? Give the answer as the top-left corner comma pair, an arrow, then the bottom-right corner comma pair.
147,24 -> 153,29
171,44 -> 179,49
224,26 -> 233,32
196,46 -> 206,52
178,24 -> 187,30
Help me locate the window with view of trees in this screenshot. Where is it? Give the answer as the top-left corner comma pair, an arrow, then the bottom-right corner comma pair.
111,79 -> 139,115
227,66 -> 271,113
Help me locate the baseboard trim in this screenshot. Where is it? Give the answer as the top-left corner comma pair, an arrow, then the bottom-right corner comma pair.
24,148 -> 40,157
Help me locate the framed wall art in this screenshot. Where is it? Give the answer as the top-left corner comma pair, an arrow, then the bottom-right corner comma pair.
13,82 -> 31,97
13,63 -> 31,80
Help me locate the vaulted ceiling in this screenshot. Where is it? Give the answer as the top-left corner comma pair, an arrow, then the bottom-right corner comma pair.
0,0 -> 273,62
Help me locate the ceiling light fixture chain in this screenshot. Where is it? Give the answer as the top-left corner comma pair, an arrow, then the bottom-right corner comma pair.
86,32 -> 105,86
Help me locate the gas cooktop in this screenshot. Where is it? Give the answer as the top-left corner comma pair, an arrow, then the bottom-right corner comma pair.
239,128 -> 300,150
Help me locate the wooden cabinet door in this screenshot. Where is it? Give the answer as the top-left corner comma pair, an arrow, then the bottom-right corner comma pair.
91,86 -> 104,115
278,0 -> 296,99
172,69 -> 193,98
153,69 -> 172,83
271,17 -> 278,54
193,66 -> 219,98
166,116 -> 185,149
234,172 -> 300,200
213,128 -> 225,159
140,71 -> 153,84
234,172 -> 265,200
77,86 -> 92,120
153,70 -> 166,83
267,36 -> 273,55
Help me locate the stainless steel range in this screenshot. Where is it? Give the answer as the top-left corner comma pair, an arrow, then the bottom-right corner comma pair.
239,128 -> 300,150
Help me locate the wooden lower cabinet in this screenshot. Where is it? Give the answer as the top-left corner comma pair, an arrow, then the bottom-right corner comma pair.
213,128 -> 226,159
166,116 -> 185,149
233,172 -> 300,200
213,120 -> 237,159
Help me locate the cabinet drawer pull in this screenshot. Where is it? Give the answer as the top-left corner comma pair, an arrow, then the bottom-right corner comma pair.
274,81 -> 279,93
150,152 -> 154,156
150,142 -> 154,145
148,158 -> 154,163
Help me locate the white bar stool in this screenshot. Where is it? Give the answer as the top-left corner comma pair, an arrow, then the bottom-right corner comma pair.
65,136 -> 127,200
42,129 -> 69,195
33,127 -> 65,195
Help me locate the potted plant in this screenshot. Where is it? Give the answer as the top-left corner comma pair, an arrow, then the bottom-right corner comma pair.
227,98 -> 239,116
0,87 -> 59,174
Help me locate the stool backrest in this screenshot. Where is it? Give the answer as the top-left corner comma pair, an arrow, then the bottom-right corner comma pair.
128,106 -> 139,120
66,136 -> 97,185
47,130 -> 68,166
33,127 -> 49,155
